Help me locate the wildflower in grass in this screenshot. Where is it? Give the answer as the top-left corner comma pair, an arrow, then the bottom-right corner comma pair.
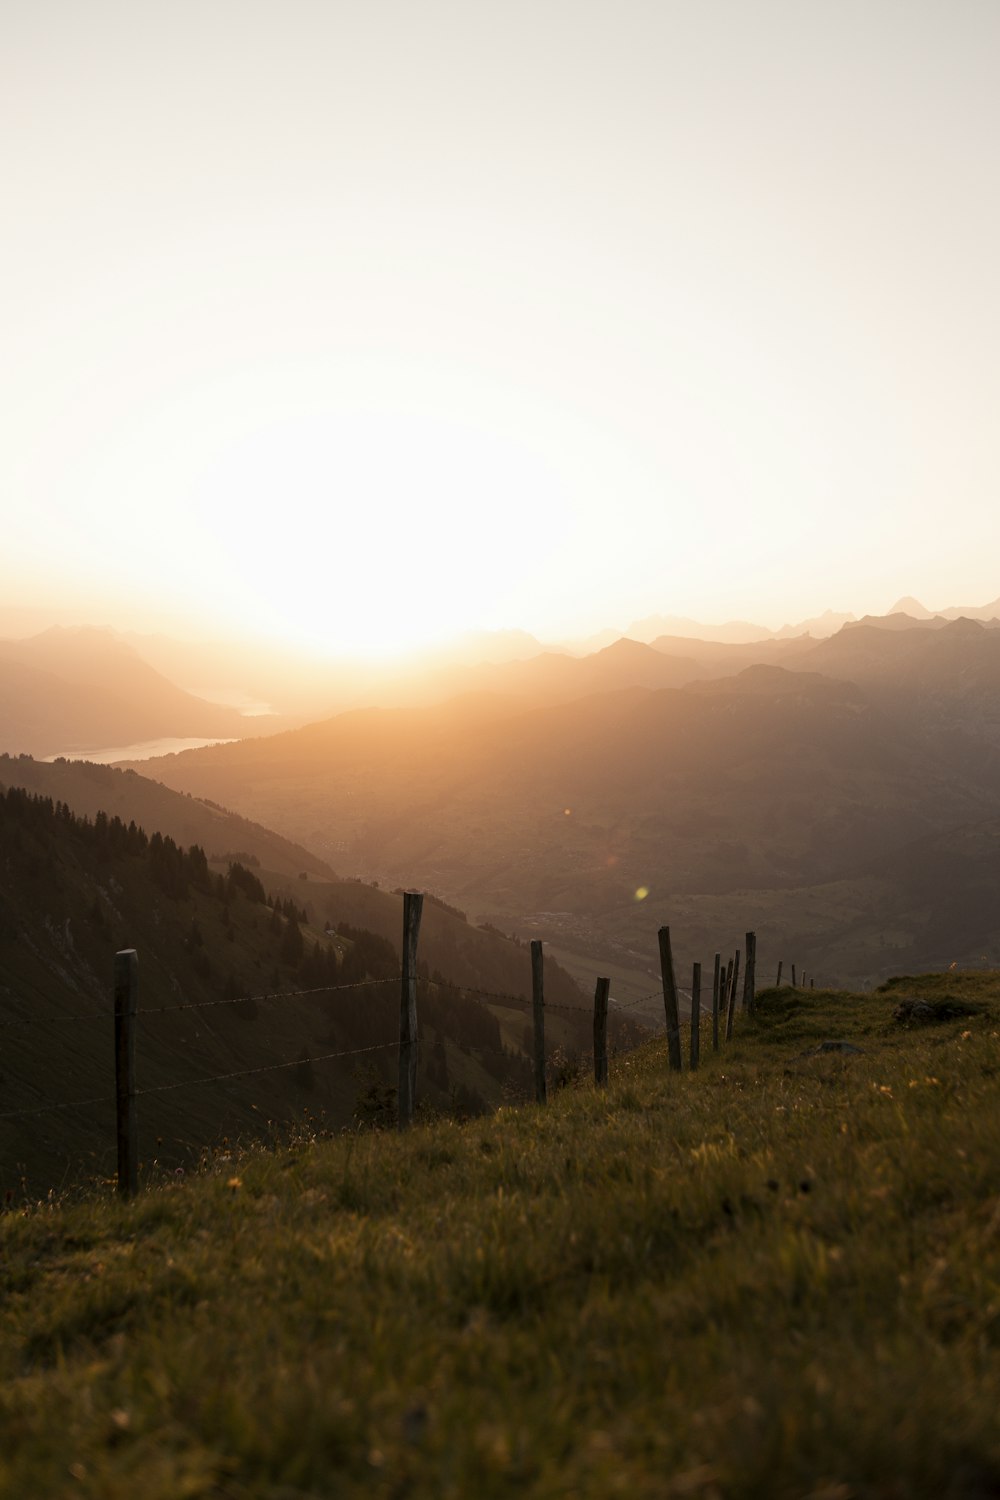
227,1176 -> 242,1191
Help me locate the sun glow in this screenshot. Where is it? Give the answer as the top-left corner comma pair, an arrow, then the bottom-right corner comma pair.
37,359 -> 623,657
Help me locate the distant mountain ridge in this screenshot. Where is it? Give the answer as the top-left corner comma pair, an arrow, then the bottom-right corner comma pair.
888,594 -> 1000,623
121,616 -> 1000,986
0,628 -> 261,757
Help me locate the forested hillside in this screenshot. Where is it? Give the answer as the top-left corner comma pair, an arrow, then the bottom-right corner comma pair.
0,789 -> 627,1194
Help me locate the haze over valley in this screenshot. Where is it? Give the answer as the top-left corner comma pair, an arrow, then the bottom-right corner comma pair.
5,598 -> 1000,1007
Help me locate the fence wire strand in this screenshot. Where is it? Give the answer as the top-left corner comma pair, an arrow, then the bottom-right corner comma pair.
0,1092 -> 114,1123
1,939 -> 744,1128
0,975 -> 400,1030
136,975 -> 398,1017
134,1040 -> 398,1098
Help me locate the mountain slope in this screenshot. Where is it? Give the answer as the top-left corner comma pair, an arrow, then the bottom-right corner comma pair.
0,754 -> 338,879
123,656 -> 1000,983
0,788 -> 607,1192
0,628 -> 256,756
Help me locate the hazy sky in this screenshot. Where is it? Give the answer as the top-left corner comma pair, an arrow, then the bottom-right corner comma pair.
3,1 -> 999,652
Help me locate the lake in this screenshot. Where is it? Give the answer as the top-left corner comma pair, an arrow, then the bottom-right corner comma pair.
44,736 -> 239,765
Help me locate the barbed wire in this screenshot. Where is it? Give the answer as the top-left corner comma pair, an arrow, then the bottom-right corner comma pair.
0,946 -> 769,1131
0,1091 -> 114,1123
0,975 -> 400,1029
421,975 -> 657,1018
134,1040 -> 398,1098
136,975 -> 398,1017
0,1040 -> 400,1124
0,1007 -> 109,1030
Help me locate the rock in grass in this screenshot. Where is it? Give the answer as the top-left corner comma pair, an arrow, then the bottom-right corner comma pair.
894,999 -> 936,1024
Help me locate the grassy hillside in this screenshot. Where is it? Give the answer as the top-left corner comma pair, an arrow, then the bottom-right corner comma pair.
2,975 -> 998,1496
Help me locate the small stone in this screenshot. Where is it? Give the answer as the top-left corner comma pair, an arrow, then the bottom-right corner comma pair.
894,999 -> 936,1024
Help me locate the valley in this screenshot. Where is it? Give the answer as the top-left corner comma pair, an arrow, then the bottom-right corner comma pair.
113,615 -> 1000,989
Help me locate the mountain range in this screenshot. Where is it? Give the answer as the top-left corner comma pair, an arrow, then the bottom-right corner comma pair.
5,601 -> 1000,999
96,612 -> 1000,991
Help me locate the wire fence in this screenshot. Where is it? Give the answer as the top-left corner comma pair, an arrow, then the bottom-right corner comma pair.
0,967 -> 654,1128
0,910 -> 778,1169
0,975 -> 400,1029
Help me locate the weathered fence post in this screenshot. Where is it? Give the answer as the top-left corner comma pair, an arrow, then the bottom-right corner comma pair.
690,962 -> 701,1070
776,960 -> 783,988
712,952 -> 721,1053
531,940 -> 547,1104
810,977 -> 815,989
658,926 -> 683,1072
398,890 -> 423,1131
743,931 -> 756,1015
114,948 -> 138,1199
791,963 -> 797,988
722,956 -> 733,1033
725,949 -> 741,1041
593,976 -> 610,1086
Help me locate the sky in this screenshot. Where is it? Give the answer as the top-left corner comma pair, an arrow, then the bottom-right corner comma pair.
3,0 -> 999,655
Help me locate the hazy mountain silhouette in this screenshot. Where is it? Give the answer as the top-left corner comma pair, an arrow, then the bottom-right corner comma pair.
0,628 -> 256,755
888,594 -> 1000,623
123,625 -> 1000,984
12,605 -> 1000,988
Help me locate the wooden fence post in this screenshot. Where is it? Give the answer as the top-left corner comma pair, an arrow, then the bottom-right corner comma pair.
593,976 -> 610,1086
690,962 -> 701,1070
398,890 -> 423,1131
712,952 -> 721,1053
657,926 -> 683,1072
531,940 -> 547,1104
791,963 -> 797,988
743,931 -> 756,1015
810,977 -> 815,989
776,960 -> 783,988
725,949 -> 741,1042
114,948 -> 138,1199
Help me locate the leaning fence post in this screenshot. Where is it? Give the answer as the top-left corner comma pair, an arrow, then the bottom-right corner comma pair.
657,926 -> 683,1071
776,960 -> 783,988
593,976 -> 610,1086
398,890 -> 423,1131
690,962 -> 701,1070
531,940 -> 547,1104
712,952 -> 721,1053
725,949 -> 741,1042
743,931 -> 756,1015
114,948 -> 138,1199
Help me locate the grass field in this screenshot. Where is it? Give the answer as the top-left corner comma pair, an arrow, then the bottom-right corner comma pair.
3,975 -> 999,1498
